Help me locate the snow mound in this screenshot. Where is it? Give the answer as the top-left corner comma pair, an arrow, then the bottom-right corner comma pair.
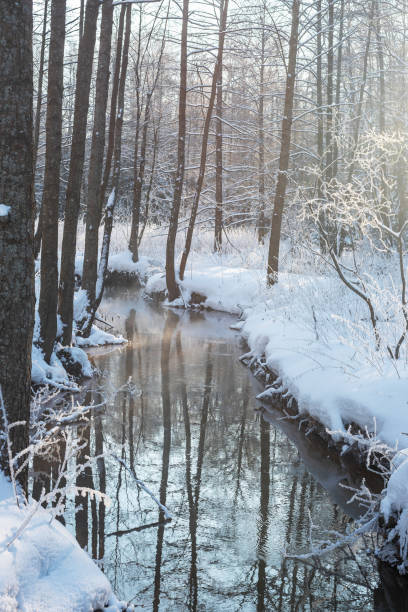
76,325 -> 126,348
145,272 -> 166,299
108,251 -> 162,286
381,453 -> 408,568
0,497 -> 113,611
31,345 -> 82,391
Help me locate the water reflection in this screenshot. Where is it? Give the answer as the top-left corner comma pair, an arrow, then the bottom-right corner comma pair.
33,292 -> 408,610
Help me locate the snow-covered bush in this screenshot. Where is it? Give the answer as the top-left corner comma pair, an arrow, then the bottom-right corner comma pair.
299,130 -> 408,363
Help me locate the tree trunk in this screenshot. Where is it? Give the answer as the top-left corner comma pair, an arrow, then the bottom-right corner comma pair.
79,0 -> 85,42
33,0 -> 49,173
214,53 -> 223,252
332,0 -> 344,179
98,5 -> 126,216
0,0 -> 35,492
316,0 -> 326,252
266,0 -> 300,285
128,6 -> 143,262
129,93 -> 152,262
81,0 -> 114,307
165,0 -> 189,301
33,0 -> 49,259
179,0 -> 229,281
58,0 -> 99,346
138,124 -> 160,247
256,2 -> 266,244
325,0 -> 334,185
39,0 -> 66,364
81,4 -> 131,337
128,11 -> 167,262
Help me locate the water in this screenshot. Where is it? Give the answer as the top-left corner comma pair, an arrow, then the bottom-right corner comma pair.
39,289 -> 408,610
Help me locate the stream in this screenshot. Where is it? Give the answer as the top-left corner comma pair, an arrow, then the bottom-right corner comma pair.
40,289 -> 408,610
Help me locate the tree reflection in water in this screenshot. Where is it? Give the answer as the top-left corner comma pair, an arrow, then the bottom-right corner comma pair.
36,294 -> 408,610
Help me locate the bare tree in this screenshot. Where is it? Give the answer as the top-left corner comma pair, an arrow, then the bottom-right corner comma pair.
33,0 -> 49,259
81,4 -> 132,337
58,0 -> 100,345
81,0 -> 114,311
179,0 -> 229,281
0,0 -> 35,491
266,0 -> 300,285
165,0 -> 189,301
214,42 -> 223,252
38,0 -> 67,364
129,4 -> 168,263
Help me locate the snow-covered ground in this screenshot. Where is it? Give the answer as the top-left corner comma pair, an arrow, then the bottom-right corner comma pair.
32,257 -> 126,389
0,472 -> 127,611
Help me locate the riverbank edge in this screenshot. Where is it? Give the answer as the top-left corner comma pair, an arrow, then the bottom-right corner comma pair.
238,339 -> 408,574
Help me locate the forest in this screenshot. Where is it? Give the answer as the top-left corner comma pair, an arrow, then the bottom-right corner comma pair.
2,0 -> 408,609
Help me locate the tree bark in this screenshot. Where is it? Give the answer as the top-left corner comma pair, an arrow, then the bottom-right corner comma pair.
214,52 -> 223,252
129,92 -> 152,262
33,0 -> 49,259
165,0 -> 189,301
81,0 -> 114,307
98,5 -> 126,217
39,0 -> 66,364
33,0 -> 49,173
256,2 -> 266,244
0,0 -> 35,492
58,0 -> 99,346
332,0 -> 344,179
266,0 -> 300,285
81,5 -> 131,337
178,0 -> 229,281
325,0 -> 334,185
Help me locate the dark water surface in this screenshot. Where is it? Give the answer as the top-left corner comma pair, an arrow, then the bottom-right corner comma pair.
52,290 -> 408,610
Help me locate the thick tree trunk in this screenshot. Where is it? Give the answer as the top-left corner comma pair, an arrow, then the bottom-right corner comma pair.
0,0 -> 35,491
39,0 -> 66,364
165,0 -> 189,301
58,0 -> 99,346
81,0 -> 114,307
179,0 -> 229,281
266,0 -> 300,285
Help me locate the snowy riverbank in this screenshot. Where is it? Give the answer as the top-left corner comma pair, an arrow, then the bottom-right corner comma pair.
0,472 -> 130,611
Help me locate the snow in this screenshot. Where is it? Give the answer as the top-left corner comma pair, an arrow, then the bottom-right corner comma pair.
76,325 -> 126,348
107,251 -> 162,286
31,273 -> 126,390
140,239 -> 408,455
31,344 -> 80,391
0,474 -> 127,611
381,454 -> 408,569
0,204 -> 10,218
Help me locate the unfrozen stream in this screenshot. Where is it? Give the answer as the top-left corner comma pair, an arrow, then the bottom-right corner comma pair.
63,289 -> 406,610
